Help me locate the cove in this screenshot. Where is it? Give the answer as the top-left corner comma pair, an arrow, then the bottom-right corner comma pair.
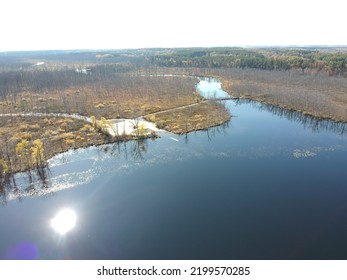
1,77 -> 347,260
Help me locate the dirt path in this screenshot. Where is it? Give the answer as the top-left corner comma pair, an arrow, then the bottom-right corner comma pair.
143,100 -> 209,118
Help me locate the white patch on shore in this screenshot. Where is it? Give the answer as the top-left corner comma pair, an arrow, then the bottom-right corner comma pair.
105,118 -> 162,136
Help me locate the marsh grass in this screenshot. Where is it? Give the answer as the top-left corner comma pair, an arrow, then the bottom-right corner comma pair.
145,101 -> 230,134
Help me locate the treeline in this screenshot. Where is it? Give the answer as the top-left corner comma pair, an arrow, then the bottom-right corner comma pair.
0,63 -> 138,100
0,73 -> 199,119
0,138 -> 149,205
0,138 -> 46,176
0,134 -> 48,198
0,69 -> 89,99
0,114 -> 110,185
151,47 -> 347,76
0,49 -> 155,73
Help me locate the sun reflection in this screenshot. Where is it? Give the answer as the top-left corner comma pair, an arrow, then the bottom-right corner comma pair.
51,208 -> 77,235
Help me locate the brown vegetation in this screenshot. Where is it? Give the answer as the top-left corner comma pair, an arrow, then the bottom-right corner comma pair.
145,101 -> 230,134
4,48 -> 346,177
0,68 -> 231,177
147,66 -> 347,122
0,116 -> 110,174
0,75 -> 199,119
192,68 -> 347,122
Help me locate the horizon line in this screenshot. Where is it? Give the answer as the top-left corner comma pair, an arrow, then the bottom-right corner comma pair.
1,45 -> 347,54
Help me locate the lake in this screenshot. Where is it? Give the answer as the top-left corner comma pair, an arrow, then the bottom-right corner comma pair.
1,77 -> 347,260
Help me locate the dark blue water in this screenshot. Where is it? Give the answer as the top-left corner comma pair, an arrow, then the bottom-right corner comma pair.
1,79 -> 347,260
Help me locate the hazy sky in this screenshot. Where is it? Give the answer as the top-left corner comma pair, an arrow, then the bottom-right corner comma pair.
1,0 -> 346,51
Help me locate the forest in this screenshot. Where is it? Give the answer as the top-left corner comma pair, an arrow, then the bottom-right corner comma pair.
151,47 -> 347,76
0,46 -> 347,182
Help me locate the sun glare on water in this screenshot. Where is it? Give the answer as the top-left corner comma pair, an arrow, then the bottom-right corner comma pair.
51,208 -> 77,235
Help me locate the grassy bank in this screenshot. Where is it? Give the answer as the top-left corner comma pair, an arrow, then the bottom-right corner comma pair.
145,101 -> 230,134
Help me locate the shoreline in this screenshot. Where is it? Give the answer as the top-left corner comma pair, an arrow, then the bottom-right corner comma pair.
2,73 -> 346,179
226,93 -> 347,124
219,74 -> 347,123
0,104 -> 229,177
